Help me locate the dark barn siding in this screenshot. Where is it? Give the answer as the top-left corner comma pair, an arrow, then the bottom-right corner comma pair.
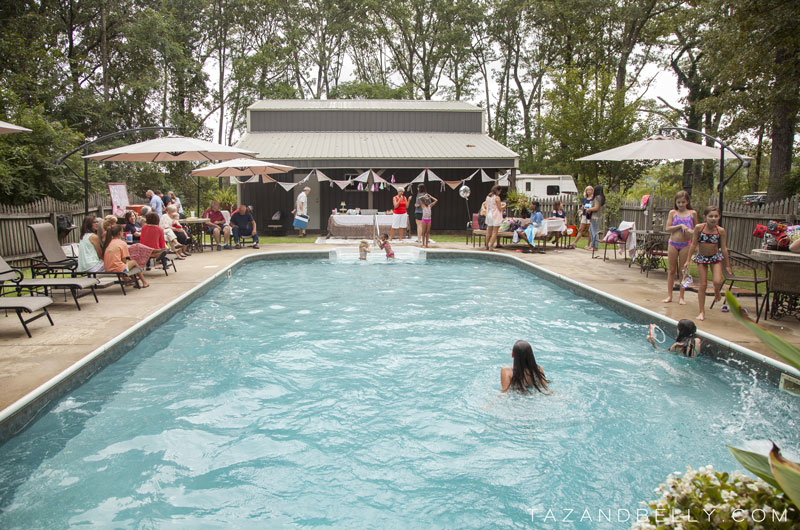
242,169 -> 507,233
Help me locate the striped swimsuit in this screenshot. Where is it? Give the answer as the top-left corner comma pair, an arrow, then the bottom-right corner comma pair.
669,213 -> 694,250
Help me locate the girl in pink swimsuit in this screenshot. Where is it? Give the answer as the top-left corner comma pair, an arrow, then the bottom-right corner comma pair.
663,191 -> 698,305
377,233 -> 395,259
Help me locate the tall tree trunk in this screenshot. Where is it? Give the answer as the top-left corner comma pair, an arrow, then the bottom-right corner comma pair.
753,125 -> 764,192
101,0 -> 109,103
767,47 -> 800,202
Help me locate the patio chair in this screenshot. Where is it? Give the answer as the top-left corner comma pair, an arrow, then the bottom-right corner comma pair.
27,222 -> 78,277
709,250 -> 768,313
61,243 -> 145,294
757,260 -> 800,322
601,221 -> 635,261
0,256 -> 100,310
0,295 -> 54,338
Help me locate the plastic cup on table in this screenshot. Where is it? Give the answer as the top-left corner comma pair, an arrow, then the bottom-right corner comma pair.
190,210 -> 196,218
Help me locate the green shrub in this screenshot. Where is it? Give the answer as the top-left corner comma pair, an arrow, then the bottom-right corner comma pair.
633,465 -> 800,529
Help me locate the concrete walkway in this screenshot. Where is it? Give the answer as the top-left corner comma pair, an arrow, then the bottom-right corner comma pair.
1,241 -> 797,411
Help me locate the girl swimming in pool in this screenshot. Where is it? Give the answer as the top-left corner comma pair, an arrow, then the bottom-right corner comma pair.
500,340 -> 550,393
663,191 -> 698,305
647,319 -> 701,357
358,240 -> 370,260
682,205 -> 732,321
376,233 -> 395,259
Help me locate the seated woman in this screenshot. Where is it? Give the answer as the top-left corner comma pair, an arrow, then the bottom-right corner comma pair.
76,215 -> 105,273
123,210 -> 142,242
170,211 -> 193,251
501,340 -> 550,393
102,225 -> 149,288
514,201 -> 544,252
160,205 -> 188,259
139,212 -> 170,269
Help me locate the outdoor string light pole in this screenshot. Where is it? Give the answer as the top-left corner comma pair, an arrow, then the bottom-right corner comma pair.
57,126 -> 177,215
658,127 -> 750,220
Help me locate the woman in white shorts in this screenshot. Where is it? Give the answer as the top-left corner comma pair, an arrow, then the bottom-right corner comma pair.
485,185 -> 504,251
389,186 -> 410,240
569,186 -> 594,249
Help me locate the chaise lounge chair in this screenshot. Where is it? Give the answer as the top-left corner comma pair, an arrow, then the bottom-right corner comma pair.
27,223 -> 79,277
0,295 -> 55,337
0,256 -> 101,310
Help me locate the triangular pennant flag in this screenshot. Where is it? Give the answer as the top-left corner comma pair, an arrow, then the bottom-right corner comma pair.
277,181 -> 298,192
333,180 -> 350,190
230,175 -> 260,184
299,170 -> 313,184
411,169 -> 427,183
497,170 -> 511,186
391,183 -> 406,191
480,169 -> 494,182
464,169 -> 479,181
314,169 -> 330,182
372,172 -> 389,184
444,180 -> 462,190
355,169 -> 372,182
426,169 -> 442,182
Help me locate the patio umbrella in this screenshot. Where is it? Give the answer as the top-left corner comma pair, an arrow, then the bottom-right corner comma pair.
576,135 -> 724,161
84,135 -> 255,162
191,158 -> 294,184
83,135 -> 256,211
0,119 -> 32,134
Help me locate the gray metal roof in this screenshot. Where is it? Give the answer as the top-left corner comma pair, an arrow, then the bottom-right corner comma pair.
236,132 -> 518,161
248,99 -> 481,112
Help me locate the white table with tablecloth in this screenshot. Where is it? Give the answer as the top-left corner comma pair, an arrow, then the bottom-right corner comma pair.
326,214 -> 408,239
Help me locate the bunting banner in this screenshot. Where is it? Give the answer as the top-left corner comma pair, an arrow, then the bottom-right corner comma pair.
425,169 -> 442,182
443,180 -> 462,190
410,169 -> 427,183
230,175 -> 259,184
464,169 -> 479,181
390,183 -> 406,191
314,169 -> 330,182
277,181 -> 299,192
480,169 -> 495,182
497,170 -> 511,186
332,180 -> 350,190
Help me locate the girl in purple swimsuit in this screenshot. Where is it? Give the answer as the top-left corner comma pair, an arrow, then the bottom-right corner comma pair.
663,191 -> 698,305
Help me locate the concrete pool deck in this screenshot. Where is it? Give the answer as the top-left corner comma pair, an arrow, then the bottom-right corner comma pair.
1,241 -> 798,412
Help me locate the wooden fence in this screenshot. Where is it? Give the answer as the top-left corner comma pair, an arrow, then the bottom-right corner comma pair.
528,194 -> 799,256
0,192 -> 146,266
1,193 -> 797,266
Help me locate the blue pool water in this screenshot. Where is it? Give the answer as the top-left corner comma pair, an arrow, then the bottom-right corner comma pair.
0,257 -> 798,528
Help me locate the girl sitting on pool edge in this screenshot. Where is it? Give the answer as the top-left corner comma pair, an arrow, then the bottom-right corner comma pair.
501,340 -> 550,393
647,319 -> 701,357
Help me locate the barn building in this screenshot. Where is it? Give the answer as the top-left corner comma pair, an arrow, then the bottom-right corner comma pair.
236,100 -> 519,232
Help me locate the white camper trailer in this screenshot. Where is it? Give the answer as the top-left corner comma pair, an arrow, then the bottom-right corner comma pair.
515,174 -> 578,198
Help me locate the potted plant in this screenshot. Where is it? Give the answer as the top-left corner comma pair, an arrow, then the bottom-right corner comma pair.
210,185 -> 237,212
505,190 -> 531,218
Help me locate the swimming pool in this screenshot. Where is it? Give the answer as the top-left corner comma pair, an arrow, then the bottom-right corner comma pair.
0,256 -> 798,528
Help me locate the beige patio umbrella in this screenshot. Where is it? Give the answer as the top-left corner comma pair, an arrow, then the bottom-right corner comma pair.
0,119 -> 32,134
576,135 -> 724,161
83,135 -> 256,210
191,158 -> 294,183
84,135 -> 255,162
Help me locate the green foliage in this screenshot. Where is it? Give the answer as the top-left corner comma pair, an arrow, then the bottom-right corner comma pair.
504,190 -> 530,217
0,105 -> 85,204
210,185 -> 238,210
328,82 -> 408,100
634,466 -> 800,529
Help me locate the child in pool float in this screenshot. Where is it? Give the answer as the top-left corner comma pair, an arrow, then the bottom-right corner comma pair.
682,205 -> 732,321
647,319 -> 701,357
358,240 -> 370,260
376,233 -> 395,259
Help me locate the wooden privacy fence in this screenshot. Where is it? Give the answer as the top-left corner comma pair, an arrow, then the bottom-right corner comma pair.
529,194 -> 799,256
0,192 -> 146,266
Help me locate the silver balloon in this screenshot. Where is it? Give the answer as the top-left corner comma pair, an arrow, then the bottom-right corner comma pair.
459,184 -> 471,199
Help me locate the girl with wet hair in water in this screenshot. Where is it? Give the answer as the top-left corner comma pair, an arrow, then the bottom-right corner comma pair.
500,340 -> 550,394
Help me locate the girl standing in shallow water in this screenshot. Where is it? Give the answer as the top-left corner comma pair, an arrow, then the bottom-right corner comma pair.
663,191 -> 698,305
682,205 -> 732,321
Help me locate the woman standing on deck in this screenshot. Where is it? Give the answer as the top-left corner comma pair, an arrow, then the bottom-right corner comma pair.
586,185 -> 605,252
484,185 -> 504,251
663,191 -> 698,305
389,186 -> 410,241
